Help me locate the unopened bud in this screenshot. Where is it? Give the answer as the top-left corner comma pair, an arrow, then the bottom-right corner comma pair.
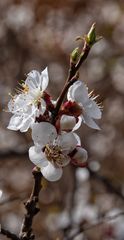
87,23 -> 96,45
61,101 -> 82,117
70,47 -> 80,63
60,115 -> 76,131
86,23 -> 102,46
71,146 -> 88,167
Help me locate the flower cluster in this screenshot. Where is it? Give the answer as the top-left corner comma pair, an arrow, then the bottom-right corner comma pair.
7,67 -> 101,181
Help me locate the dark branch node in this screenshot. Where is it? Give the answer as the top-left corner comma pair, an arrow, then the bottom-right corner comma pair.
0,228 -> 19,240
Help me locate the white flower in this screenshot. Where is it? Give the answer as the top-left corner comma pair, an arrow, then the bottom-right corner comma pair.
7,67 -> 49,132
29,122 -> 78,181
67,80 -> 102,130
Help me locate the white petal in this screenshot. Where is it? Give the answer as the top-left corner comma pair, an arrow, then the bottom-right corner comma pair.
40,98 -> 46,114
58,132 -> 77,154
62,157 -> 70,166
67,80 -> 89,104
25,104 -> 36,116
8,94 -> 28,113
73,147 -> 88,164
73,133 -> 81,146
34,99 -> 46,117
26,70 -> 41,89
13,104 -> 36,132
72,115 -> 82,131
71,147 -> 88,167
28,88 -> 41,100
41,162 -> 63,182
7,115 -> 22,131
83,114 -> 100,130
60,115 -> 76,131
29,146 -> 48,167
8,97 -> 17,113
7,103 -> 36,132
41,67 -> 49,91
20,117 -> 33,132
32,122 -> 57,146
84,99 -> 101,119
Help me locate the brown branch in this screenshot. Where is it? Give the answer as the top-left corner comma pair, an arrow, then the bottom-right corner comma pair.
75,42 -> 90,71
0,151 -> 28,159
51,73 -> 79,124
19,168 -> 42,240
52,40 -> 91,124
0,227 -> 19,240
68,41 -> 90,82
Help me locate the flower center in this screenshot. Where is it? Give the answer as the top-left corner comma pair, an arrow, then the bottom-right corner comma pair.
30,89 -> 44,105
21,83 -> 43,104
44,144 -> 65,167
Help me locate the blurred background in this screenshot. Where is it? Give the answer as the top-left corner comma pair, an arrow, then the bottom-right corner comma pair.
1,0 -> 124,239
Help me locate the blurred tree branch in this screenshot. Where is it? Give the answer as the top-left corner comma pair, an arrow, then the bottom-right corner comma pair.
64,211 -> 124,240
88,167 -> 124,201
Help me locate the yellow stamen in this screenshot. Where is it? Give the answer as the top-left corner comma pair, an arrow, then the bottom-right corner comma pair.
21,83 -> 29,93
8,93 -> 15,99
44,144 -> 64,166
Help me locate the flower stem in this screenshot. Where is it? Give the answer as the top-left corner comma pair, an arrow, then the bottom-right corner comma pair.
51,72 -> 79,124
19,168 -> 42,240
51,41 -> 91,124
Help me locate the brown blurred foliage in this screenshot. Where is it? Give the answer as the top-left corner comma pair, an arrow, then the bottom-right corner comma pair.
1,0 -> 124,239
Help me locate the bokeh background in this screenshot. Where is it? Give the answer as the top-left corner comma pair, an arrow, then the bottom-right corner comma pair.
1,0 -> 124,239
